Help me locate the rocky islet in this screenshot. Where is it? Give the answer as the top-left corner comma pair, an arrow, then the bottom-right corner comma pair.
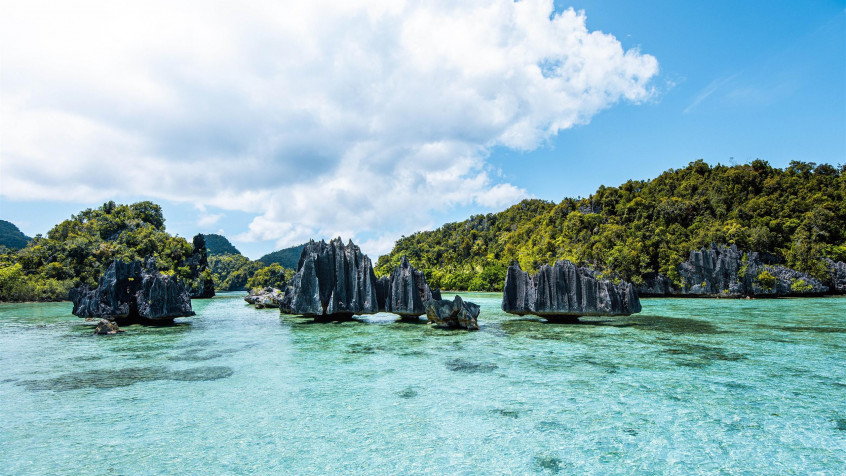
70,257 -> 195,324
501,260 -> 642,321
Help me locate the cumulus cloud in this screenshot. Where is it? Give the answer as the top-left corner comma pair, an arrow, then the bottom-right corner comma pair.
0,0 -> 658,255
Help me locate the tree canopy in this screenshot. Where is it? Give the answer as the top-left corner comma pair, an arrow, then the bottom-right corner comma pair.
376,160 -> 845,291
2,201 -> 199,301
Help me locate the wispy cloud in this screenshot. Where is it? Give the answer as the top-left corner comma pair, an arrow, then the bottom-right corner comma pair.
684,74 -> 738,114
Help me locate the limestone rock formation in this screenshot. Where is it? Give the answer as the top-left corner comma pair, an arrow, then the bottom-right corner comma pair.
825,259 -> 846,293
636,272 -> 675,296
245,287 -> 284,309
71,258 -> 195,323
502,261 -> 641,321
94,318 -> 122,335
425,295 -> 480,330
635,244 -> 832,297
678,244 -> 828,296
277,238 -> 380,319
377,257 -> 438,318
184,234 -> 215,299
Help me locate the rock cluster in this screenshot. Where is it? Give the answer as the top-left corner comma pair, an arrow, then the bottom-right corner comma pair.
502,261 -> 641,321
71,258 -> 195,323
244,287 -> 284,309
376,256 -> 440,318
425,295 -> 480,330
277,238 -> 380,319
637,244 -> 830,297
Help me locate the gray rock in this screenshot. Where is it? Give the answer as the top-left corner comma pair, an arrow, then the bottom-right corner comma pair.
278,238 -> 380,319
825,259 -> 846,293
245,287 -> 284,308
184,234 -> 215,299
636,272 -> 675,296
678,244 -> 746,295
94,318 -> 121,335
425,295 -> 480,330
71,258 -> 195,323
676,244 -> 828,296
502,261 -> 641,320
378,256 -> 437,318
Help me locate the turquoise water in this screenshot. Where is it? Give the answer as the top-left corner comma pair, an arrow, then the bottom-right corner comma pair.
1,293 -> 844,475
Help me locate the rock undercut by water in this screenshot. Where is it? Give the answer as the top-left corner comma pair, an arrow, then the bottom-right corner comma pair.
377,256 -> 438,318
278,238 -> 380,319
70,258 -> 195,323
501,261 -> 641,321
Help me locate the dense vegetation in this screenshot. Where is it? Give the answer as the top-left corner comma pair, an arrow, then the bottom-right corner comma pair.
376,160 -> 845,291
258,244 -> 305,269
0,220 -> 31,250
204,234 -> 241,255
208,254 -> 263,291
207,241 -> 297,292
0,202 -> 211,301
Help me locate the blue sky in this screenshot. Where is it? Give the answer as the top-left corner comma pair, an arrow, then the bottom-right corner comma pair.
1,0 -> 844,259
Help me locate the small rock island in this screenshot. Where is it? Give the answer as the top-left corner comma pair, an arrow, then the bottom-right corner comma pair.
502,260 -> 641,322
71,257 -> 195,325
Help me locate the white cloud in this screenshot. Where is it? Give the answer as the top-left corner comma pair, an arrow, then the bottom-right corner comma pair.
197,213 -> 223,227
1,0 -> 658,252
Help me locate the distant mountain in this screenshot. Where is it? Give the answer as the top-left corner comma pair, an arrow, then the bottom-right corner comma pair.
0,220 -> 31,249
204,233 -> 242,255
258,243 -> 306,269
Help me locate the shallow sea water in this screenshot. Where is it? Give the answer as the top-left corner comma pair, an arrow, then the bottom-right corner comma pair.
1,293 -> 844,475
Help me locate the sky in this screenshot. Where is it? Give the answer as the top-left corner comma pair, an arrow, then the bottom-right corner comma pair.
1,0 -> 844,260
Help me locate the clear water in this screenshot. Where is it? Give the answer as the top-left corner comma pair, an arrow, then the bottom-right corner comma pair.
1,293 -> 844,475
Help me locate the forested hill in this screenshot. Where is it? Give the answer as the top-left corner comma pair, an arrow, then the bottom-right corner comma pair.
204,233 -> 241,255
375,160 -> 845,291
258,244 -> 306,269
0,220 -> 31,250
0,202 -> 295,301
0,201 -> 214,301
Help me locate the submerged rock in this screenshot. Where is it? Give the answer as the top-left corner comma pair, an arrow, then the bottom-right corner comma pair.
378,257 -> 437,318
71,258 -> 195,323
277,238 -> 380,319
502,261 -> 641,320
245,287 -> 283,309
93,318 -> 122,335
425,295 -> 480,330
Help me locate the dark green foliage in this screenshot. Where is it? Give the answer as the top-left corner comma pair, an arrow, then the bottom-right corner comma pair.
377,160 -> 845,290
208,254 -> 263,291
246,263 -> 294,290
0,220 -> 31,250
258,244 -> 306,269
203,233 -> 241,256
1,201 -> 199,302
